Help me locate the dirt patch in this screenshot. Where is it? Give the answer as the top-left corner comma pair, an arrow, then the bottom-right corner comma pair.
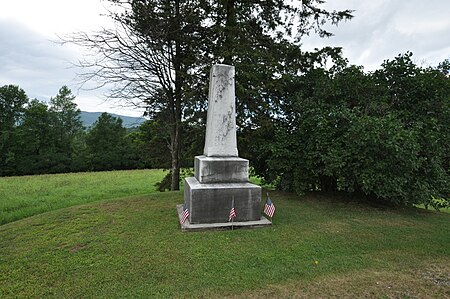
97,196 -> 151,213
422,264 -> 450,287
225,265 -> 450,299
70,243 -> 87,253
315,220 -> 351,234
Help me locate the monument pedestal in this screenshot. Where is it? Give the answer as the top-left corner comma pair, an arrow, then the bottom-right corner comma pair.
184,177 -> 261,224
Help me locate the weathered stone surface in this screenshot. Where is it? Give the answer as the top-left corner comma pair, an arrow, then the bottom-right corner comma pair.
184,177 -> 261,224
203,64 -> 238,157
194,155 -> 249,183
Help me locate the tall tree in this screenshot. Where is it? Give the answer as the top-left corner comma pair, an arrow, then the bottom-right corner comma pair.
210,0 -> 352,126
130,119 -> 172,169
0,85 -> 28,176
48,86 -> 85,172
64,0 -> 352,190
11,87 -> 88,175
14,99 -> 55,175
65,0 -> 210,190
86,113 -> 128,171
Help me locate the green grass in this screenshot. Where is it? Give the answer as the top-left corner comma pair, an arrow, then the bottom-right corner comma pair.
415,203 -> 450,213
0,171 -> 449,298
0,169 -> 166,224
0,171 -> 450,298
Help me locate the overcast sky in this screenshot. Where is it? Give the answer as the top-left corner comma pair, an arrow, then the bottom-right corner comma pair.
1,0 -> 449,117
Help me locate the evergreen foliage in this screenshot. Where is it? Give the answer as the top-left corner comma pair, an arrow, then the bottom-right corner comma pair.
0,85 -> 28,176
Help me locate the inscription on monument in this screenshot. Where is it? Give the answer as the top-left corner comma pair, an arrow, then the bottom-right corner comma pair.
204,64 -> 238,157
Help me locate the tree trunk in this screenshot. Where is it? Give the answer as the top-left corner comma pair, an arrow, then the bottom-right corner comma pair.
170,0 -> 182,191
223,0 -> 236,65
170,123 -> 181,191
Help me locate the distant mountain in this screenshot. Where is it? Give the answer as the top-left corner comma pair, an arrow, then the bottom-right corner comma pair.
80,111 -> 147,128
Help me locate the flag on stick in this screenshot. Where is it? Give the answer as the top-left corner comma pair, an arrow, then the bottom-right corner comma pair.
181,204 -> 190,224
264,196 -> 276,218
228,199 -> 236,222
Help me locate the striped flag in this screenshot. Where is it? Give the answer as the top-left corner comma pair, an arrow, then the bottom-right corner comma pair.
181,204 -> 190,224
264,197 -> 276,218
228,201 -> 236,222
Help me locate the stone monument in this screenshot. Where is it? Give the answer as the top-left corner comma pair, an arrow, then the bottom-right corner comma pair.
178,64 -> 271,230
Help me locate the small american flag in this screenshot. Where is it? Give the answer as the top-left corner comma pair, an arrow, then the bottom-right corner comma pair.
181,204 -> 190,224
228,201 -> 236,222
264,197 -> 276,218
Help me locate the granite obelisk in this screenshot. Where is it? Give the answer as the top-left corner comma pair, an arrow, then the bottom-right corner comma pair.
183,64 -> 262,224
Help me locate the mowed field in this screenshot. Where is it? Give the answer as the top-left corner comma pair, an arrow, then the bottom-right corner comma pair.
0,169 -> 164,225
0,170 -> 449,298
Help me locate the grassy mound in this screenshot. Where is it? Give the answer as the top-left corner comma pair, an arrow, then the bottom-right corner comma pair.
1,189 -> 449,298
0,169 -> 166,224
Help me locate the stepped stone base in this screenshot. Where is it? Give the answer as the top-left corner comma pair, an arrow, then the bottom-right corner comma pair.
177,204 -> 271,231
194,155 -> 249,183
184,177 -> 261,224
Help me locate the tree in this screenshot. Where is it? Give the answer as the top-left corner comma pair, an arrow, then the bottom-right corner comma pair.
48,86 -> 85,173
65,0 -> 212,190
0,85 -> 28,175
0,85 -> 28,130
130,119 -> 171,169
6,86 -> 88,176
211,1 -> 353,126
64,0 -> 352,190
14,99 -> 55,175
258,54 -> 450,209
86,113 -> 128,171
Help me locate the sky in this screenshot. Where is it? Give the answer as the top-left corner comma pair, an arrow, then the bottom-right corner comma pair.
1,0 -> 449,117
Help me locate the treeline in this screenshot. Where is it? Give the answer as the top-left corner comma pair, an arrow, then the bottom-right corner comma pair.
0,86 -> 195,176
1,53 -> 449,208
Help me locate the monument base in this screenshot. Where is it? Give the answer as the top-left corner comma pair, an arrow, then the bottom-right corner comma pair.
184,177 -> 261,224
176,204 -> 271,232
194,155 -> 249,183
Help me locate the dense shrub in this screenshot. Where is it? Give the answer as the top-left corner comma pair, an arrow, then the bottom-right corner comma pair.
254,54 -> 450,208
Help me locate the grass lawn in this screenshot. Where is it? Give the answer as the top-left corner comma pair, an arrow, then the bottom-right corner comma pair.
0,170 -> 449,298
0,169 -> 166,225
416,203 -> 450,214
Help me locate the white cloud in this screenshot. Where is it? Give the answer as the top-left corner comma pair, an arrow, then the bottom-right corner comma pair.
0,0 -> 111,37
0,0 -> 449,117
0,20 -> 74,98
0,1 -> 145,117
302,0 -> 450,71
